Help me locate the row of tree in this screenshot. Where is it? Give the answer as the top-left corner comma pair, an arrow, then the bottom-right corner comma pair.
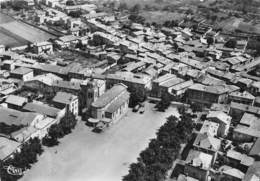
42,111 -> 77,147
0,138 -> 43,181
123,112 -> 194,181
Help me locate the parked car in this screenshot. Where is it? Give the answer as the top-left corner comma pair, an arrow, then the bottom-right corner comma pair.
139,106 -> 145,114
133,104 -> 140,112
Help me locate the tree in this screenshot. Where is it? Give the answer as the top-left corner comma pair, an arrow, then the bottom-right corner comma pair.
130,4 -> 141,13
42,124 -> 63,147
123,111 -> 193,181
143,36 -> 148,42
207,37 -> 214,47
155,93 -> 171,112
66,0 -> 75,6
75,41 -> 84,50
1,2 -> 7,9
128,87 -> 146,107
225,38 -> 237,49
68,10 -> 82,18
118,2 -> 128,11
60,110 -> 77,134
11,1 -> 23,11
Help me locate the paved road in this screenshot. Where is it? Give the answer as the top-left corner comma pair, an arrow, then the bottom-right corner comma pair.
22,103 -> 179,181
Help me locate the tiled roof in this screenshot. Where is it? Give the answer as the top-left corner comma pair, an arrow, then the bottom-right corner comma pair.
92,84 -> 127,108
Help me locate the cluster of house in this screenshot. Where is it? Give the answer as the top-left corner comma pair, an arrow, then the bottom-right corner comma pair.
0,0 -> 260,180
174,104 -> 260,181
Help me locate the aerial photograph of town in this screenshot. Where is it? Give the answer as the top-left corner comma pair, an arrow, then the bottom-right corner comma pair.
0,0 -> 259,181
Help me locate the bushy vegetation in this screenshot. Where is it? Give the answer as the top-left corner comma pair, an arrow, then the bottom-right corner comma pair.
42,111 -> 77,147
68,10 -> 82,18
155,94 -> 171,112
0,138 -> 43,181
123,113 -> 194,181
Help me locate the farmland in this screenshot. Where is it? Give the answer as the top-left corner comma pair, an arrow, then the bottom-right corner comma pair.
0,13 -> 56,47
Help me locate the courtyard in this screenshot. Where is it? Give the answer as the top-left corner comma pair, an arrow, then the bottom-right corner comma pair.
21,102 -> 179,181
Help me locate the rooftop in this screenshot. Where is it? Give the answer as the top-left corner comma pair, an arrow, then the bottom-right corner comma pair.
200,120 -> 219,137
23,102 -> 61,118
92,84 -> 128,108
189,83 -> 239,95
52,92 -> 77,105
229,91 -> 255,100
5,95 -> 27,106
11,67 -> 33,75
243,162 -> 260,181
27,73 -> 62,86
193,133 -> 221,151
207,111 -> 231,125
185,149 -> 213,170
0,137 -> 21,160
0,107 -> 38,126
105,91 -> 130,113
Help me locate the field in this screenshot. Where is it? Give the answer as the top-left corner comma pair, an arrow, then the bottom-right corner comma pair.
140,11 -> 186,24
49,50 -> 100,68
0,31 -> 26,47
21,102 -> 179,181
0,13 -> 13,24
0,13 -> 56,47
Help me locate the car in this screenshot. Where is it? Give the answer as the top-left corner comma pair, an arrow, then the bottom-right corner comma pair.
92,122 -> 107,133
133,104 -> 140,112
139,106 -> 145,114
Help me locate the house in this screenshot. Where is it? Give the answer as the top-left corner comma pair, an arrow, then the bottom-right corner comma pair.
184,149 -> 213,181
249,137 -> 260,158
200,120 -> 219,137
151,74 -> 184,98
233,113 -> 260,142
90,84 -> 129,125
56,35 -> 78,48
218,165 -> 245,181
228,91 -> 255,105
250,81 -> 260,96
5,95 -> 28,110
33,41 -> 53,54
11,116 -> 57,143
177,174 -> 199,181
226,150 -> 255,171
243,161 -> 260,181
0,44 -> 5,53
0,69 -> 10,78
0,107 -> 43,127
229,102 -> 260,122
24,73 -> 62,94
106,72 -> 152,99
207,111 -> 231,138
23,101 -> 65,120
211,103 -> 230,113
22,0 -> 35,7
52,92 -> 78,115
193,133 -> 221,161
233,125 -> 260,142
186,83 -> 239,107
52,80 -> 81,95
0,137 -> 21,161
170,80 -> 194,98
254,96 -> 260,107
10,67 -> 34,81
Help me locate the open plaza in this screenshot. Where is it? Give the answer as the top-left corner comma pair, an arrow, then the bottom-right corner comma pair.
21,103 -> 178,181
